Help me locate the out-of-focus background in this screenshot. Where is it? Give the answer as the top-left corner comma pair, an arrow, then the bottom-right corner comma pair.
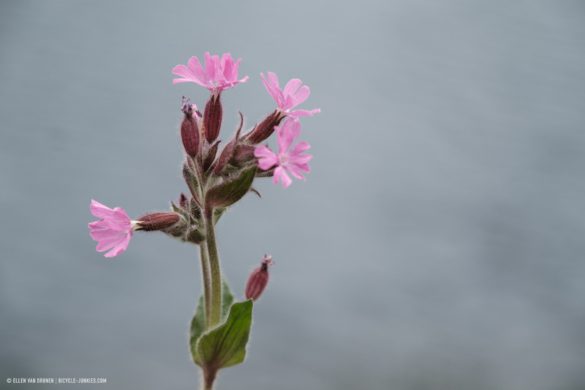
1,1 -> 584,389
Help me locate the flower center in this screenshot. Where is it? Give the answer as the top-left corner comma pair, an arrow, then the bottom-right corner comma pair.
278,154 -> 289,166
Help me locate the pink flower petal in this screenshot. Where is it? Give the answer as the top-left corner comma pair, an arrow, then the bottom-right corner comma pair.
96,233 -> 127,252
204,52 -> 216,83
286,163 -> 308,180
261,72 -> 283,106
290,85 -> 311,107
290,141 -> 311,156
221,53 -> 234,82
283,79 -> 303,100
187,56 -> 206,84
171,65 -> 194,84
254,145 -> 278,170
273,166 -> 292,188
277,119 -> 301,153
104,233 -> 132,258
90,199 -> 115,218
288,108 -> 321,118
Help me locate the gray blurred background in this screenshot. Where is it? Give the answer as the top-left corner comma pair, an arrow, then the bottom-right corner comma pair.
1,1 -> 584,389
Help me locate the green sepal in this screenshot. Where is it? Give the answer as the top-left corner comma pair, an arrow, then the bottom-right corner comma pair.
190,281 -> 234,366
195,300 -> 254,369
186,227 -> 206,244
205,166 -> 256,209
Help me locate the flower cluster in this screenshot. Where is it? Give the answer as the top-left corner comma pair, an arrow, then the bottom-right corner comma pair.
90,51 -> 320,258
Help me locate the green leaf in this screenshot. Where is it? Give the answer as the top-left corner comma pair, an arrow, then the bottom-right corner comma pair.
195,300 -> 254,369
190,280 -> 234,366
205,166 -> 256,209
221,281 -> 234,319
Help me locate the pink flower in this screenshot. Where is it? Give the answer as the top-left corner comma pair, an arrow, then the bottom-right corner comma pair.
260,72 -> 320,118
88,200 -> 136,258
172,52 -> 249,92
254,119 -> 312,188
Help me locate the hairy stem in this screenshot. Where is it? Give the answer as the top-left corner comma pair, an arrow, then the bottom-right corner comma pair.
199,242 -> 212,328
205,209 -> 222,327
202,367 -> 217,390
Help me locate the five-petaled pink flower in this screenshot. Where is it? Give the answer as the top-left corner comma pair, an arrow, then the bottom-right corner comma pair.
254,119 -> 312,188
261,72 -> 321,118
172,52 -> 249,92
88,200 -> 136,258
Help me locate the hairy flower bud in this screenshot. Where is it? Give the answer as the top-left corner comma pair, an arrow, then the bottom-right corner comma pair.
179,193 -> 188,209
231,144 -> 256,167
136,212 -> 181,231
213,112 -> 244,175
245,110 -> 285,144
245,255 -> 273,301
203,140 -> 221,172
181,98 -> 200,158
203,93 -> 223,143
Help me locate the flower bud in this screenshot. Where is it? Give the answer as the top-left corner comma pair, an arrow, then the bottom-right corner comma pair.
181,97 -> 200,158
203,140 -> 221,172
245,110 -> 285,144
203,93 -> 223,143
231,144 -> 256,167
245,255 -> 273,301
136,212 -> 181,231
179,193 -> 188,209
213,112 -> 244,175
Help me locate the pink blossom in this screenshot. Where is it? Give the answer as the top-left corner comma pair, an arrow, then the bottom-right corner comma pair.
172,52 -> 249,92
88,200 -> 135,258
260,72 -> 320,118
254,119 -> 312,188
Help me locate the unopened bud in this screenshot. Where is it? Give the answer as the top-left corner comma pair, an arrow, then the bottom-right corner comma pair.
203,140 -> 221,172
245,110 -> 285,144
136,212 -> 181,231
181,98 -> 200,158
179,193 -> 188,209
245,255 -> 273,301
214,112 -> 244,175
231,144 -> 256,167
203,93 -> 223,143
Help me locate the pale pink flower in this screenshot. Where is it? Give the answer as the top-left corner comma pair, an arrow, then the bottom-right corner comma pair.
88,200 -> 136,258
254,119 -> 312,188
172,52 -> 249,92
260,72 -> 320,118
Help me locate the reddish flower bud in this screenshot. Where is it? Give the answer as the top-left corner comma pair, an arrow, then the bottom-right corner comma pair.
203,140 -> 221,172
181,98 -> 200,158
231,144 -> 256,167
213,112 -> 244,175
179,193 -> 188,209
136,212 -> 181,231
245,110 -> 285,144
203,93 -> 223,143
245,255 -> 274,301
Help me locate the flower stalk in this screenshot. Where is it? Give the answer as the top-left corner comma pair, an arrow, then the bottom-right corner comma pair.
204,208 -> 223,328
199,241 -> 212,328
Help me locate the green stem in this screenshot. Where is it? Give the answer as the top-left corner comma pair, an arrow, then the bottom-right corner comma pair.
199,241 -> 212,328
205,208 -> 222,327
